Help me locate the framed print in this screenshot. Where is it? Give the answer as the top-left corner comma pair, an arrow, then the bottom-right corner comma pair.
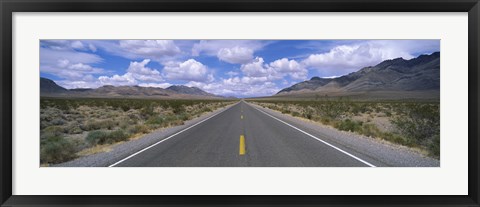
1,0 -> 479,206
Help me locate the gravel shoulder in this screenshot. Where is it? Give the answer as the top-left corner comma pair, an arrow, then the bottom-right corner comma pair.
248,102 -> 440,167
54,102 -> 238,167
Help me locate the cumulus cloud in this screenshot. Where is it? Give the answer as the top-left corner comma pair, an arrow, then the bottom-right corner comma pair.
217,47 -> 254,64
197,56 -> 309,97
97,59 -> 163,86
119,40 -> 181,57
302,40 -> 440,77
192,40 -> 269,64
57,75 -> 102,89
240,57 -> 307,81
240,57 -> 274,77
138,82 -> 173,88
98,73 -> 137,86
268,58 -> 307,80
186,79 -> 280,98
71,41 -> 85,50
163,59 -> 214,82
126,59 -> 163,82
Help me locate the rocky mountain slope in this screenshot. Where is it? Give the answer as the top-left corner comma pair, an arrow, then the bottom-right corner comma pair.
277,52 -> 440,95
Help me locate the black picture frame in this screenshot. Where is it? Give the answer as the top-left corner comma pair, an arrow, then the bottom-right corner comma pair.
1,0 -> 479,206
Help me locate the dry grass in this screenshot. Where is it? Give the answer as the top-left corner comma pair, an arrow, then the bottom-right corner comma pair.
76,144 -> 113,156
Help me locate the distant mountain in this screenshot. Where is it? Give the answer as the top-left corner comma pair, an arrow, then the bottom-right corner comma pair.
40,77 -> 68,94
40,78 -> 222,99
277,52 -> 440,95
167,85 -> 216,97
87,85 -> 173,97
69,88 -> 92,92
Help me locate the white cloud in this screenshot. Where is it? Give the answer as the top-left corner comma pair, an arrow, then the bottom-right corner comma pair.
240,57 -> 277,78
58,81 -> 101,89
240,57 -> 307,81
40,47 -> 105,81
138,82 -> 172,88
202,56 -> 309,97
163,59 -> 213,82
71,41 -> 85,50
68,63 -> 96,71
97,59 -> 163,85
89,40 -> 182,63
119,40 -> 181,57
268,58 -> 307,80
217,47 -> 254,64
42,40 -> 98,52
98,73 -> 137,86
88,44 -> 97,52
57,75 -> 102,89
186,79 -> 280,98
126,59 -> 163,82
192,40 -> 269,64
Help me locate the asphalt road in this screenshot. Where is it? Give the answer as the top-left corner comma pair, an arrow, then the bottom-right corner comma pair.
112,100 -> 404,167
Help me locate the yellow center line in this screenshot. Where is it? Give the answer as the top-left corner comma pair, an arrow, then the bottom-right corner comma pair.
239,135 -> 245,155
241,115 -> 243,119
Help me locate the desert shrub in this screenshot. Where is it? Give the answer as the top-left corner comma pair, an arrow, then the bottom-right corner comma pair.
86,130 -> 109,146
335,119 -> 363,132
392,103 -> 440,148
428,135 -> 440,157
146,116 -> 165,126
86,129 -> 130,146
50,118 -> 66,126
98,120 -> 116,130
177,113 -> 190,121
304,113 -> 312,119
128,124 -> 150,134
171,104 -> 185,114
66,125 -> 83,134
108,129 -> 129,142
202,107 -> 213,113
140,104 -> 156,118
40,136 -> 77,164
382,132 -> 409,146
81,119 -> 116,131
42,125 -> 64,138
360,123 -> 382,138
316,100 -> 349,119
281,108 -> 291,114
81,121 -> 100,131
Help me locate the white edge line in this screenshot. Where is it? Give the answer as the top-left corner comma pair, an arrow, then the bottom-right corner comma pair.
109,102 -> 240,167
249,103 -> 377,167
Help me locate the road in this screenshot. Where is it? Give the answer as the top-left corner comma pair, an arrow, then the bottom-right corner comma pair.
112,100 -> 432,167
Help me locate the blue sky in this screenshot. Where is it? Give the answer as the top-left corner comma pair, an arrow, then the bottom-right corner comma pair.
40,40 -> 439,97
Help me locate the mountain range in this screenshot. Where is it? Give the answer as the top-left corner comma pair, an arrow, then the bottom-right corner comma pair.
41,52 -> 440,100
40,78 -> 222,99
276,52 -> 440,98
